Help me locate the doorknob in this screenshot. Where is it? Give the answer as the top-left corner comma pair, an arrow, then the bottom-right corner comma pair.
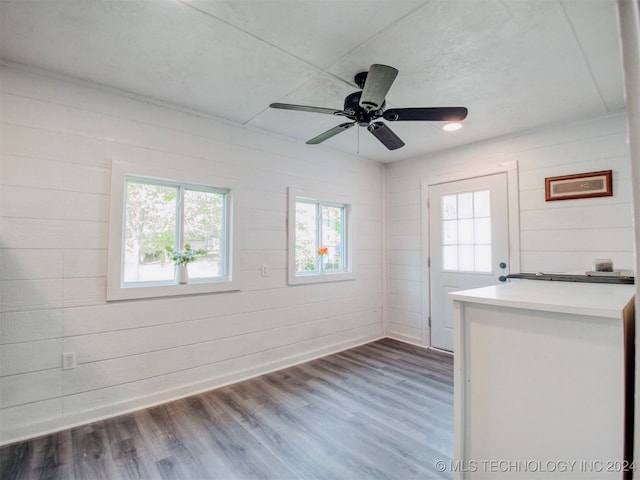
498,262 -> 508,282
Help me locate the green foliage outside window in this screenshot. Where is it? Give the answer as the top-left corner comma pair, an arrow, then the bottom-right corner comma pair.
295,200 -> 345,274
123,178 -> 226,283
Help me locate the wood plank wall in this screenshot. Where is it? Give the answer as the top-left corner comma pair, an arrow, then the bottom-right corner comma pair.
386,113 -> 634,344
0,64 -> 385,444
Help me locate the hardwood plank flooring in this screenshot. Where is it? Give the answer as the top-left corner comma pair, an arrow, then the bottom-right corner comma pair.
0,339 -> 453,479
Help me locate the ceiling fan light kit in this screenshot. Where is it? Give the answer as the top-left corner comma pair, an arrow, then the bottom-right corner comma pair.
270,64 -> 468,150
443,122 -> 463,131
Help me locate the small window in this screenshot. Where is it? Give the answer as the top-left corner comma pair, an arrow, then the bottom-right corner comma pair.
288,188 -> 355,285
107,163 -> 239,300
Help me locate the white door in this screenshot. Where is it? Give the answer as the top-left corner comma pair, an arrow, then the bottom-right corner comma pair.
429,173 -> 510,351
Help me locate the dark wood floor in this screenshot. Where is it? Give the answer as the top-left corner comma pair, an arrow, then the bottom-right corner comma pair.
0,338 -> 453,480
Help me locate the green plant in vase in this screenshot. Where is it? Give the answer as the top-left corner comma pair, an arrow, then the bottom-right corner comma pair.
166,244 -> 206,283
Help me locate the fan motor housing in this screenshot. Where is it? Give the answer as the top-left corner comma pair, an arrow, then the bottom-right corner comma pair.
343,91 -> 361,114
354,71 -> 368,89
343,91 -> 384,126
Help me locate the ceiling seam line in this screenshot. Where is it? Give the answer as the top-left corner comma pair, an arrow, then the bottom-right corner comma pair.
175,0 -> 332,125
558,0 -> 609,111
175,0 -> 322,71
176,0 -> 433,126
244,0 -> 436,123
325,0 -> 435,67
268,2 -> 437,106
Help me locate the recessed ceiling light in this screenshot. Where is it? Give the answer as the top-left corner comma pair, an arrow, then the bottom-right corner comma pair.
443,122 -> 463,132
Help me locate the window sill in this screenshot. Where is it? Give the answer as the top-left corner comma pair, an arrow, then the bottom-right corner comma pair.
288,271 -> 356,286
106,278 -> 239,301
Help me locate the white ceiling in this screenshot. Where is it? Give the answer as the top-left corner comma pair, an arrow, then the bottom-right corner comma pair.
0,0 -> 625,163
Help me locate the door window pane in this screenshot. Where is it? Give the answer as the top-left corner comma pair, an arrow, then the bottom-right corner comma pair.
459,245 -> 475,271
458,192 -> 473,218
443,220 -> 458,244
474,217 -> 491,245
443,246 -> 458,270
475,245 -> 492,272
440,189 -> 493,273
442,194 -> 457,220
458,219 -> 474,244
474,190 -> 491,217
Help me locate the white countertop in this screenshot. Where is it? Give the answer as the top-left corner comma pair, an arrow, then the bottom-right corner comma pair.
449,279 -> 635,318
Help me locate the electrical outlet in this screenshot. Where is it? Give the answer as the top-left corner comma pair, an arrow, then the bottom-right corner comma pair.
62,352 -> 76,370
260,264 -> 269,277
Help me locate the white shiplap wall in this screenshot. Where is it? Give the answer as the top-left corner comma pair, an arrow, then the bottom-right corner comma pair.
386,113 -> 634,344
0,64 -> 384,444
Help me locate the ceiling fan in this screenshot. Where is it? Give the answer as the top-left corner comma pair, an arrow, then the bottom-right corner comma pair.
270,64 -> 468,150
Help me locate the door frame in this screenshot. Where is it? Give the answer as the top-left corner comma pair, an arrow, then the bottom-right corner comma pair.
420,161 -> 521,347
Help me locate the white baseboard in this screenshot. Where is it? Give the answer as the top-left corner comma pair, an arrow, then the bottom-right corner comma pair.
385,332 -> 427,348
0,334 -> 383,446
386,334 -> 454,356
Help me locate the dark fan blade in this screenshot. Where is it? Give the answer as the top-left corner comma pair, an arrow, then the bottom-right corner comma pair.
270,103 -> 343,116
367,122 -> 405,150
306,122 -> 356,145
359,64 -> 399,111
383,107 -> 468,122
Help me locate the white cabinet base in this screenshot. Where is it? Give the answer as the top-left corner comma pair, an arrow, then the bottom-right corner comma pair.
451,281 -> 635,479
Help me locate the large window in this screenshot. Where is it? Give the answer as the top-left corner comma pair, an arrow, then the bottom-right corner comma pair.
288,189 -> 354,285
107,163 -> 238,300
123,177 -> 227,285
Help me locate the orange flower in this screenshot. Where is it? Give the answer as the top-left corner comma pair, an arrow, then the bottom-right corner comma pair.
317,246 -> 328,255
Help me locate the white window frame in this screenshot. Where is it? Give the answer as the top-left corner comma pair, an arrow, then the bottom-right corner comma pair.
107,162 -> 240,301
287,188 -> 355,285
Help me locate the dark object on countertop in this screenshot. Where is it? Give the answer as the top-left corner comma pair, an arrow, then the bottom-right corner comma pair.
506,272 -> 634,284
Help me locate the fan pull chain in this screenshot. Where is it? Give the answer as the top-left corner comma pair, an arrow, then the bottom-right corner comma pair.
357,125 -> 360,154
